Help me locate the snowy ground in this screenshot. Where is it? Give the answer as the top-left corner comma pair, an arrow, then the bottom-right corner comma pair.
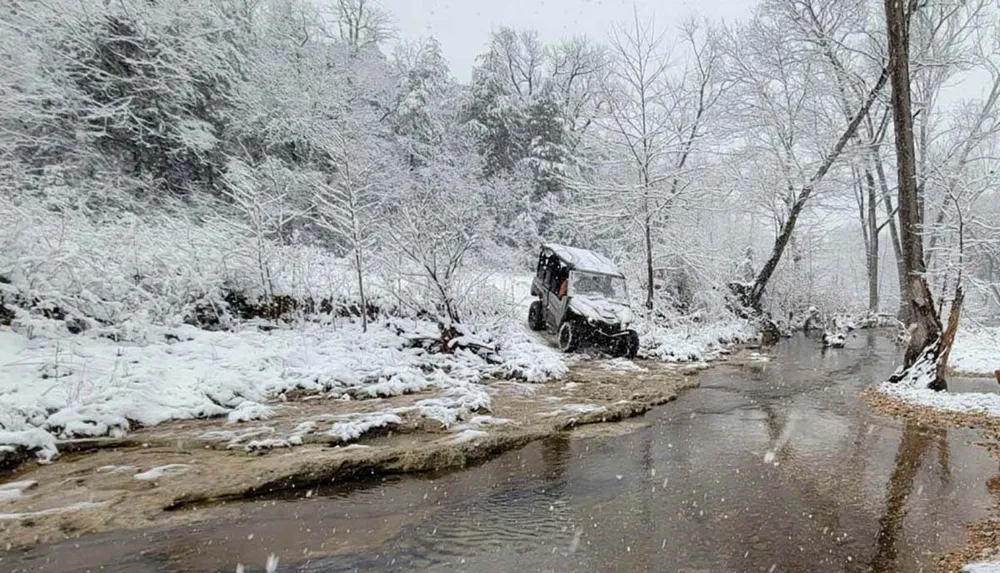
951,326 -> 1000,376
878,379 -> 1000,418
0,310 -> 566,461
965,560 -> 1000,573
874,325 -> 1000,420
0,299 -> 756,462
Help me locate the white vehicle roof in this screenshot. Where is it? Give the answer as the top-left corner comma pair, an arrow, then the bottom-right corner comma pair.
542,243 -> 623,277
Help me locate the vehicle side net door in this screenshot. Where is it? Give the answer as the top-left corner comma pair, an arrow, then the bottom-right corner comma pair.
546,260 -> 569,328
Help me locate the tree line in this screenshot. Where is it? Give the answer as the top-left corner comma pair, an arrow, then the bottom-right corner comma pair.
1,0 -> 998,354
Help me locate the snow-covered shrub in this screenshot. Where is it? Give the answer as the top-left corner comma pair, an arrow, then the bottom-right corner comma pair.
0,184 -> 371,336
2,189 -> 220,329
639,315 -> 757,363
383,157 -> 493,329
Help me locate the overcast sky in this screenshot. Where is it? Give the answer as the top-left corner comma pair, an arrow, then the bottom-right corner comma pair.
379,0 -> 753,81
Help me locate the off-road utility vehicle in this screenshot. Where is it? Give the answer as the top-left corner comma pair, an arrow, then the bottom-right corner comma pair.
528,244 -> 640,358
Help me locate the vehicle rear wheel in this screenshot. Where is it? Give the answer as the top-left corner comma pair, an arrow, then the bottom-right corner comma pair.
527,300 -> 545,331
558,321 -> 579,353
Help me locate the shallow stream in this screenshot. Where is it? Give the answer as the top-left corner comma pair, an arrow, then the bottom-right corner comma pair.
9,333 -> 1000,572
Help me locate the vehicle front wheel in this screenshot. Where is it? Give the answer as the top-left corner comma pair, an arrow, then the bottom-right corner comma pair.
528,300 -> 545,331
558,321 -> 579,353
619,330 -> 640,359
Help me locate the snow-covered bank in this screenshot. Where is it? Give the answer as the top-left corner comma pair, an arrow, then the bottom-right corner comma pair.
871,324 -> 999,421
0,362 -> 697,549
877,380 -> 1000,418
868,323 -> 998,420
0,313 -> 566,461
639,317 -> 758,363
965,561 -> 1000,573
951,326 -> 1000,376
0,292 -> 757,463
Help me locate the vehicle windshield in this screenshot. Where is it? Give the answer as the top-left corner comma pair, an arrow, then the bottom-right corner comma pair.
568,271 -> 628,302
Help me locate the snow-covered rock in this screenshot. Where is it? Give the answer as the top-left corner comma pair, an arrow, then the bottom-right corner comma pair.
133,464 -> 191,481
822,330 -> 846,348
327,413 -> 402,443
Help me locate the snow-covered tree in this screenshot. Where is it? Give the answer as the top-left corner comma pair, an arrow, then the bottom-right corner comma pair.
392,37 -> 456,167
2,0 -> 238,191
467,28 -> 605,202
312,128 -> 394,332
219,157 -> 306,299
335,0 -> 394,51
386,154 -> 490,334
467,29 -> 540,178
589,11 -> 675,310
722,0 -> 888,312
566,12 -> 729,312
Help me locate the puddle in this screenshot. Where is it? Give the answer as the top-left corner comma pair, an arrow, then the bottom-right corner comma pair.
3,333 -> 999,572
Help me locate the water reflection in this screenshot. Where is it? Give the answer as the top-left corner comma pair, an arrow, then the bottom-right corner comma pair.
869,422 -> 944,572
541,435 -> 572,486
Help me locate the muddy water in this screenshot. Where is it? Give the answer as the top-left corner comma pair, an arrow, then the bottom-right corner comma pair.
6,333 -> 1000,573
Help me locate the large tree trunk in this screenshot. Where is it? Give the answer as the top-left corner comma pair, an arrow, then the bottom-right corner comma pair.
355,247 -> 368,333
866,169 -> 880,313
885,0 -> 944,387
872,148 -> 909,320
747,68 -> 889,310
644,201 -> 654,310
856,166 -> 882,313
